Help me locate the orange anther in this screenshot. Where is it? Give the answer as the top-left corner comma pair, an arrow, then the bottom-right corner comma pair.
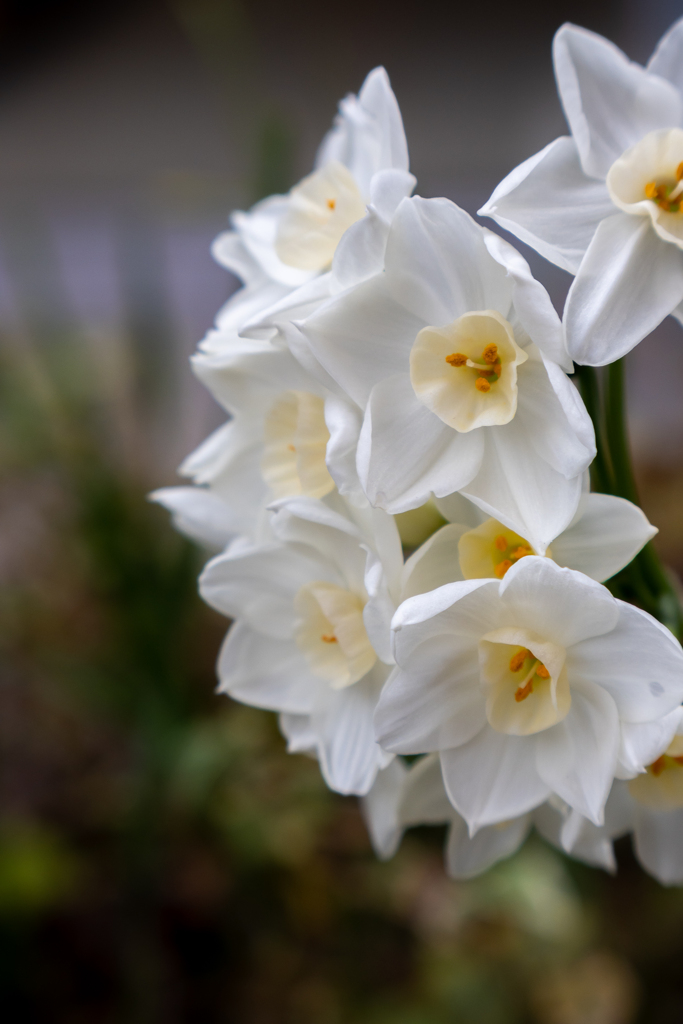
509,648 -> 530,673
650,755 -> 666,776
511,546 -> 532,561
495,559 -> 513,579
321,634 -> 337,644
677,163 -> 683,181
475,377 -> 491,393
514,679 -> 533,702
483,343 -> 498,364
645,181 -> 658,199
494,535 -> 508,552
287,444 -> 296,452
535,664 -> 550,679
445,352 -> 467,367
327,198 -> 336,210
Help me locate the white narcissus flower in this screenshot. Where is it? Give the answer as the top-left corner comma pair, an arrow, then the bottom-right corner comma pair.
209,67 -> 414,343
362,754 -> 624,877
557,708 -> 683,885
480,19 -> 683,365
375,556 -> 683,831
198,497 -> 404,795
414,490 -> 657,588
362,756 -> 533,877
152,337 -> 364,547
298,195 -> 595,553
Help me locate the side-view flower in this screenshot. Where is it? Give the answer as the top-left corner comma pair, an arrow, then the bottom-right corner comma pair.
155,19 -> 683,889
480,17 -> 683,365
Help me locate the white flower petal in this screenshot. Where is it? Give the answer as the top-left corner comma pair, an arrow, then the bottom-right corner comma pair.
359,375 -> 484,513
401,524 -> 467,600
647,16 -> 683,97
535,678 -> 620,824
361,759 -> 407,859
553,23 -> 682,179
499,556 -> 619,648
564,212 -> 683,365
515,356 -> 595,479
216,621 -> 315,713
569,601 -> 683,722
319,67 -> 409,194
633,805 -> 683,885
441,728 -> 551,832
312,664 -> 391,795
483,230 -> 572,370
391,578 -> 502,662
300,276 -> 420,408
551,492 -> 657,581
479,136 -> 613,274
150,486 -> 236,551
373,637 -> 485,753
383,197 -> 512,325
398,753 -> 454,824
619,708 -> 683,777
445,814 -> 531,879
199,542 -> 332,638
462,418 -> 583,555
279,712 -> 317,754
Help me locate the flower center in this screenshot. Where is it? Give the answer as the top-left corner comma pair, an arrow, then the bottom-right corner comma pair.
294,581 -> 377,689
628,733 -> 683,810
444,342 -> 502,394
478,627 -> 569,736
261,391 -> 335,500
644,162 -> 683,212
409,310 -> 528,433
606,128 -> 683,249
458,518 -> 538,580
275,161 -> 367,271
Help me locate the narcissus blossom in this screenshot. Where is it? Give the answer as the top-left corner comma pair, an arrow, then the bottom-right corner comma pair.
557,708 -> 683,885
210,67 -> 413,342
375,556 -> 683,831
153,338 -> 363,546
480,20 -> 683,364
423,490 -> 656,585
299,196 -> 595,552
198,498 -> 399,794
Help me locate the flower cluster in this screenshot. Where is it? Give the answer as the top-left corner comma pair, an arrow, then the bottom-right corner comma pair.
155,24 -> 683,886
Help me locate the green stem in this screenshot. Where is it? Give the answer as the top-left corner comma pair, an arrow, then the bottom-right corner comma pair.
602,358 -> 683,638
573,364 -> 613,494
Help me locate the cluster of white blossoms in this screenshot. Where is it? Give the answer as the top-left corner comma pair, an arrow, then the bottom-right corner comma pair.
155,20 -> 683,886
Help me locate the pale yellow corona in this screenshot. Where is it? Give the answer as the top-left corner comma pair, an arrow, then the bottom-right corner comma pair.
294,581 -> 377,688
261,391 -> 335,499
409,310 -> 528,432
275,161 -> 367,271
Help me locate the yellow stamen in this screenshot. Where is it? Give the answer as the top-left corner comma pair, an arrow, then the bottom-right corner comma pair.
510,545 -> 532,561
483,343 -> 498,364
509,648 -> 530,673
514,678 -> 533,702
445,352 -> 467,367
645,181 -> 658,199
535,663 -> 550,679
494,534 -> 508,552
494,558 -> 513,579
321,634 -> 337,644
475,377 -> 491,393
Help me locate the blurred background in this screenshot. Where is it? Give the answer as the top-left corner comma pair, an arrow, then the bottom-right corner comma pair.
2,0 -> 683,1020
